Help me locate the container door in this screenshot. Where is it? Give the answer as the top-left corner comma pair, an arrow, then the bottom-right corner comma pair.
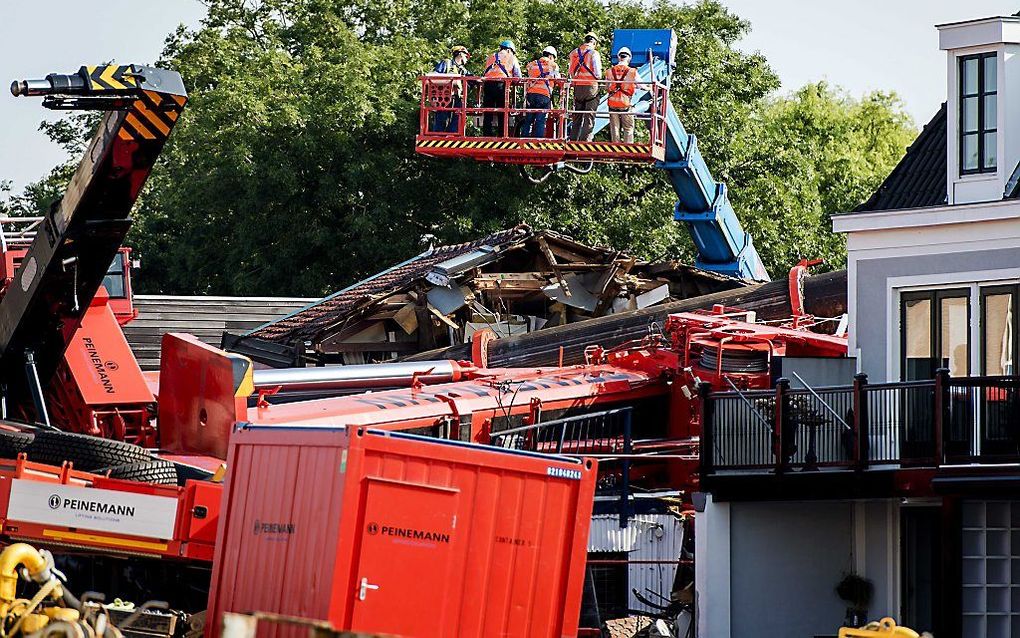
351,477 -> 459,637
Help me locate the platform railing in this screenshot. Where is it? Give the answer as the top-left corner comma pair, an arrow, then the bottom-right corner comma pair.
0,216 -> 43,252
418,74 -> 669,154
489,406 -> 633,456
489,407 -> 635,525
701,370 -> 1020,475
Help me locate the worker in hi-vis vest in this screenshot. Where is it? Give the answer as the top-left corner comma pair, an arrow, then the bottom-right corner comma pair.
431,45 -> 471,133
482,40 -> 522,137
606,47 -> 645,143
567,32 -> 603,141
522,46 -> 559,138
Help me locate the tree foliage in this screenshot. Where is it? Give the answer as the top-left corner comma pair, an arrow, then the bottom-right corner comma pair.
728,83 -> 917,270
3,0 -> 916,295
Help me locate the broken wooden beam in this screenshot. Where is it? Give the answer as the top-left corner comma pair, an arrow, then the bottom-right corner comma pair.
404,270 -> 848,368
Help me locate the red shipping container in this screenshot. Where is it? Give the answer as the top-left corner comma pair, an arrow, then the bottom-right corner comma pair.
206,424 -> 598,638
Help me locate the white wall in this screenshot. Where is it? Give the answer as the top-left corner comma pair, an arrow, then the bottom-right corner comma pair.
697,497 -> 899,638
695,495 -> 730,638
940,17 -> 1020,205
833,199 -> 1020,380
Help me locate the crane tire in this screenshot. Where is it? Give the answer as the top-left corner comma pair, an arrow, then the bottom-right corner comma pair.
25,430 -> 152,471
96,459 -> 179,486
0,430 -> 35,459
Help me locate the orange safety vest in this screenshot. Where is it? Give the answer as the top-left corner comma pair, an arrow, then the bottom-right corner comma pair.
568,45 -> 600,86
483,49 -> 521,79
525,58 -> 559,96
607,64 -> 638,109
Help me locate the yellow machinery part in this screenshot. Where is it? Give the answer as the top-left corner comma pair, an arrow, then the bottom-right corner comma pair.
43,608 -> 80,623
838,617 -> 920,638
0,544 -> 56,615
18,613 -> 49,634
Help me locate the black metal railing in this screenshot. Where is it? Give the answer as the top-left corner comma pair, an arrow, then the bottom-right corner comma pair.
489,407 -> 633,456
705,388 -> 774,471
489,407 -> 635,526
702,370 -> 1020,475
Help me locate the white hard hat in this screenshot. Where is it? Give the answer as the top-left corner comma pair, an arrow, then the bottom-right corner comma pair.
617,47 -> 632,58
542,46 -> 557,58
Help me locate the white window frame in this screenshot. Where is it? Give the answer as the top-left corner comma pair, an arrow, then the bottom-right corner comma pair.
886,269 -> 1020,383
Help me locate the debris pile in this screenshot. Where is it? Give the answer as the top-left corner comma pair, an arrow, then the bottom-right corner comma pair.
228,225 -> 744,366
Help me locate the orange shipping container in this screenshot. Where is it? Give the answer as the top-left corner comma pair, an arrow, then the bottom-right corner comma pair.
206,424 -> 598,638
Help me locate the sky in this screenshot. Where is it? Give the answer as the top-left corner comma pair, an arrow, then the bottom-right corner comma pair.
1,0 -> 1018,193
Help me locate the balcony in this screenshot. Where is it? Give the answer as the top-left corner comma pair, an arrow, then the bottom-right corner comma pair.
701,371 -> 1020,495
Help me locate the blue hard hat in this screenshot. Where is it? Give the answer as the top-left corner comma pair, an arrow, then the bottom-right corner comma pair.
499,40 -> 516,52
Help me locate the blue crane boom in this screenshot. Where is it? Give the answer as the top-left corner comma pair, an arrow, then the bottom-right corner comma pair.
589,29 -> 769,282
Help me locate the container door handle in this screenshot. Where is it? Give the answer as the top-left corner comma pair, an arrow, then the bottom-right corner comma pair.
358,577 -> 380,601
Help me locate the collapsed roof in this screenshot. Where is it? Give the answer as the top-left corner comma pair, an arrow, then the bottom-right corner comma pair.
228,225 -> 745,367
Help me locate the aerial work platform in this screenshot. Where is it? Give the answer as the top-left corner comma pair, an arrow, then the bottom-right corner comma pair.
416,29 -> 771,283
415,76 -> 669,164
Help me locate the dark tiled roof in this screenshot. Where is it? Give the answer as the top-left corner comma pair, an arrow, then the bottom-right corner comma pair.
855,103 -> 947,213
248,226 -> 531,343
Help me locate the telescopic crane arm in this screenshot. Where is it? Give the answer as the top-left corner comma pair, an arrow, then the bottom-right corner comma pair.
591,30 -> 769,282
4,65 -> 187,405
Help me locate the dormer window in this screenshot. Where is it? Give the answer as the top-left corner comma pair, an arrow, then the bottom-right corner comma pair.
959,52 -> 997,175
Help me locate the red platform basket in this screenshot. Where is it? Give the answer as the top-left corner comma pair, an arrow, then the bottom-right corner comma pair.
415,75 -> 668,165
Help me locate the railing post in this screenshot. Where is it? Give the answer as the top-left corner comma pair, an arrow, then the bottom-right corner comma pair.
619,408 -> 632,529
775,378 -> 790,474
502,78 -> 509,138
459,77 -> 467,136
698,382 -> 715,476
854,373 -> 869,470
935,367 -> 951,467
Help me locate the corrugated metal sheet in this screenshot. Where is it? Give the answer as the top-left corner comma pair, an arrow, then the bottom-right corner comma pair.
124,295 -> 316,370
588,513 -> 685,614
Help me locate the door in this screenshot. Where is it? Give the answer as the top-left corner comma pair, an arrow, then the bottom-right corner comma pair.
350,477 -> 459,637
900,290 -> 971,459
980,287 -> 1019,456
901,506 -> 942,635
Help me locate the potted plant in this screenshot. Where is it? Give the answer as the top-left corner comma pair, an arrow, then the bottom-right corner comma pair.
836,573 -> 874,628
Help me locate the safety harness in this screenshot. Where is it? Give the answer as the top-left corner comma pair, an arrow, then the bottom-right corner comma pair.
484,50 -> 512,77
435,59 -> 467,75
533,59 -> 553,93
608,67 -> 633,98
571,47 -> 597,79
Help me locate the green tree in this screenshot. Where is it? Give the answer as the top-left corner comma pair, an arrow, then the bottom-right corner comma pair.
728,83 -> 917,271
9,0 -> 916,294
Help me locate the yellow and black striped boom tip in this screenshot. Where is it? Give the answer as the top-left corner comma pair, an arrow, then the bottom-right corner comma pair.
11,64 -> 187,142
10,64 -> 186,102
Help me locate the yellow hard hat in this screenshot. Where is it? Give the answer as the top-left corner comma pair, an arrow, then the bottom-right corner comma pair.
451,45 -> 470,58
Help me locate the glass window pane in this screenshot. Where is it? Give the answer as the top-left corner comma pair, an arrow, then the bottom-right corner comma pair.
904,297 -> 932,380
940,296 -> 970,376
963,134 -> 979,171
963,57 -> 979,95
984,95 -> 997,131
963,97 -> 979,132
984,131 -> 997,169
101,274 -> 126,298
984,54 -> 997,92
983,293 -> 1014,375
